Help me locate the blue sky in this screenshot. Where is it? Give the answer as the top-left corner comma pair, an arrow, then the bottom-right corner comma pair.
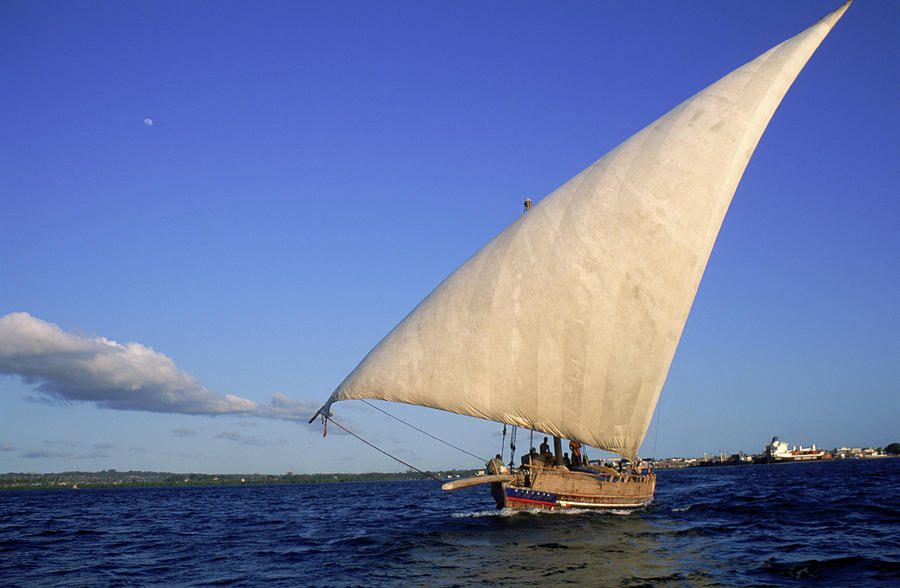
1,1 -> 897,474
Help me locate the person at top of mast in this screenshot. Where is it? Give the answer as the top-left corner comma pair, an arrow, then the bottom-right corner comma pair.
523,197 -> 532,212
539,437 -> 550,455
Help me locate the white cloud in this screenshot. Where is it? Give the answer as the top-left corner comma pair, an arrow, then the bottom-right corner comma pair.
0,313 -> 319,423
44,440 -> 81,448
23,449 -> 71,459
143,118 -> 153,126
257,392 -> 321,421
213,431 -> 288,447
23,447 -> 109,460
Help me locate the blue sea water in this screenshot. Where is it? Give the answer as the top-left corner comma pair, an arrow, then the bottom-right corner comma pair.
1,459 -> 898,586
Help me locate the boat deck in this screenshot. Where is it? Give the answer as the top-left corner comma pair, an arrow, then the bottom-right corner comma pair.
503,464 -> 656,510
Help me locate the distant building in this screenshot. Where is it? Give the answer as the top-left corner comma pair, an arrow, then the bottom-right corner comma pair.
836,446 -> 887,459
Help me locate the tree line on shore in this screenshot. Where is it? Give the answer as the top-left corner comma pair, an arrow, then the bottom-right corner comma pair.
5,444 -> 897,490
0,469 -> 481,491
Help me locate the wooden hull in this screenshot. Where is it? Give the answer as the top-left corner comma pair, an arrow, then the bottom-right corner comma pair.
494,466 -> 655,511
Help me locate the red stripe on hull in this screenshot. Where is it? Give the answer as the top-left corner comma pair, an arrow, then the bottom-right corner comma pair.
506,496 -> 556,506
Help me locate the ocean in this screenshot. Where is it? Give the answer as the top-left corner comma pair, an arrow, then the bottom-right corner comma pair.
1,459 -> 897,586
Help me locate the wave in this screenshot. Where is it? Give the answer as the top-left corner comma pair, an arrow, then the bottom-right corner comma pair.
759,555 -> 900,582
452,506 -> 636,518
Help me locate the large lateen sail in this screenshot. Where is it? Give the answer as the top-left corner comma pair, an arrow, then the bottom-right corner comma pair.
313,3 -> 850,461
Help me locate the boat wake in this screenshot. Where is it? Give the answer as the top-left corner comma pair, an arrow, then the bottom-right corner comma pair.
453,507 -> 638,518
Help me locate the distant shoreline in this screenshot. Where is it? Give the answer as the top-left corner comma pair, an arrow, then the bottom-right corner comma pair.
654,454 -> 898,469
3,457 -> 896,491
0,469 -> 481,491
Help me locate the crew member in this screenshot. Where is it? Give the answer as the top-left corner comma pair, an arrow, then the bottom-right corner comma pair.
539,437 -> 550,455
486,454 -> 504,475
569,440 -> 582,464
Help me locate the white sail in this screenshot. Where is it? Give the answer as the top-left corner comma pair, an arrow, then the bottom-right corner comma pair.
314,3 -> 850,461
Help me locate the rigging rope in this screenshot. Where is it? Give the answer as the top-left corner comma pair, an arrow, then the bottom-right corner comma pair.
508,426 -> 518,468
324,416 -> 445,484
653,395 -> 662,461
499,424 -> 507,462
360,400 -> 486,463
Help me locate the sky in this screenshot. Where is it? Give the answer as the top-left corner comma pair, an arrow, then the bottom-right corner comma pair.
1,1 -> 898,475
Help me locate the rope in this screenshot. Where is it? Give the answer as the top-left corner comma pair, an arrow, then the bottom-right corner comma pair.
325,416 -> 445,484
361,399 -> 486,462
653,395 -> 662,461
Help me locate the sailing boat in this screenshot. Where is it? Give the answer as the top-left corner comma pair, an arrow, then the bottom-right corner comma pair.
311,3 -> 851,510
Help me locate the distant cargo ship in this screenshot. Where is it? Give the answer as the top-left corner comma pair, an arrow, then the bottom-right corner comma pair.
765,437 -> 832,462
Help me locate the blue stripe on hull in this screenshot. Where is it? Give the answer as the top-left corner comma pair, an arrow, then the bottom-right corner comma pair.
505,486 -> 558,506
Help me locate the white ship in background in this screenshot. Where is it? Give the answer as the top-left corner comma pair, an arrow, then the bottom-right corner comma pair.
766,437 -> 831,462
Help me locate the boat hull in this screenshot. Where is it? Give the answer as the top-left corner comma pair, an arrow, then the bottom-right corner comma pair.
495,466 -> 655,511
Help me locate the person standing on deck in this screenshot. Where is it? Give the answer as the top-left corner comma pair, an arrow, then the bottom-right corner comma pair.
569,440 -> 582,464
486,454 -> 504,475
539,437 -> 550,455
